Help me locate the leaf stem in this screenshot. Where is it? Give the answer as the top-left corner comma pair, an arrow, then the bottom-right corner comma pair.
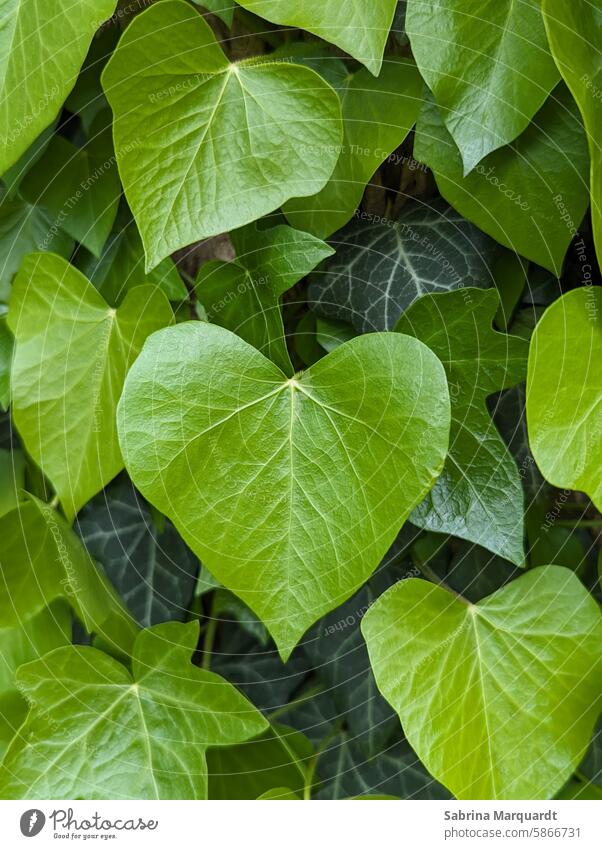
418,560 -> 470,604
268,682 -> 327,722
201,596 -> 219,670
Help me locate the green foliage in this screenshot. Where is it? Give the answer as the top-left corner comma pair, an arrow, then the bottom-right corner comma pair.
0,0 -> 600,804
527,287 -> 602,511
362,567 -> 602,800
117,324 -> 450,656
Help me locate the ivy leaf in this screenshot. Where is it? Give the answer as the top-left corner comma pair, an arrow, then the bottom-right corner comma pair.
0,494 -> 137,656
0,198 -> 74,303
315,732 -> 450,800
8,253 -> 173,520
308,199 -> 497,332
396,288 -> 528,565
406,0 -> 559,173
0,603 -> 71,759
77,204 -> 187,306
542,0 -> 602,269
208,723 -> 312,799
236,0 -> 397,76
102,0 -> 342,270
527,287 -> 602,511
284,59 -> 424,239
414,87 -> 590,275
118,322 -> 450,658
0,317 -> 11,410
0,0 -> 116,173
20,122 -> 121,257
197,222 -> 333,375
0,621 -> 268,799
362,566 -> 602,800
493,385 -> 548,500
77,479 -> 199,628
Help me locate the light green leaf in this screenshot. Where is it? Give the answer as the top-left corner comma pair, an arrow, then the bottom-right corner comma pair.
118,322 -> 450,657
414,86 -> 590,275
196,222 -> 333,375
8,253 -> 174,520
542,0 -> 602,270
102,0 -> 342,269
0,621 -> 268,799
0,198 -> 74,303
77,204 -> 187,306
526,287 -> 602,511
362,566 -> 602,800
406,0 -> 559,173
0,446 -> 24,517
0,0 -> 117,173
0,494 -> 137,656
237,0 -> 397,75
20,122 -> 121,257
77,478 -> 199,628
284,59 -> 424,238
257,787 -> 299,799
396,288 -> 528,564
0,603 -> 71,759
309,199 -> 497,332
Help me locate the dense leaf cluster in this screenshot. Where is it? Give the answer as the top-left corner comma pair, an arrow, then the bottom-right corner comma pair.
0,0 -> 601,801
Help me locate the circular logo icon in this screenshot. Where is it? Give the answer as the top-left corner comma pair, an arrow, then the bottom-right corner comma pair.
20,810 -> 46,837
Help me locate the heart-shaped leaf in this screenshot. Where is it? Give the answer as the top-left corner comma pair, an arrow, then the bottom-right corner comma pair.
236,0 -> 397,76
0,0 -> 116,173
308,199 -> 497,332
362,566 -> 602,800
0,621 -> 268,799
406,0 -> 559,172
118,322 -> 450,657
8,253 -> 173,520
527,287 -> 602,511
396,288 -> 529,564
102,0 -> 342,269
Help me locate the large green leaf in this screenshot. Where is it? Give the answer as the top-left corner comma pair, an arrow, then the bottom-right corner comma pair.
308,199 -> 497,332
77,204 -> 187,306
414,87 -> 590,275
543,0 -> 602,269
362,566 -> 602,800
526,287 -> 602,511
20,125 -> 121,257
197,222 -> 332,375
8,253 -> 173,520
0,198 -> 74,303
396,288 -> 528,564
102,0 -> 342,270
284,59 -> 424,238
0,494 -> 137,656
0,621 -> 267,799
77,478 -> 199,628
0,603 -> 71,759
118,322 -> 450,657
0,0 -> 117,173
237,0 -> 397,75
406,0 -> 559,173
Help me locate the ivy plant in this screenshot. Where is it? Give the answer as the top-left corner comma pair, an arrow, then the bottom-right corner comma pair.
0,0 -> 600,803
